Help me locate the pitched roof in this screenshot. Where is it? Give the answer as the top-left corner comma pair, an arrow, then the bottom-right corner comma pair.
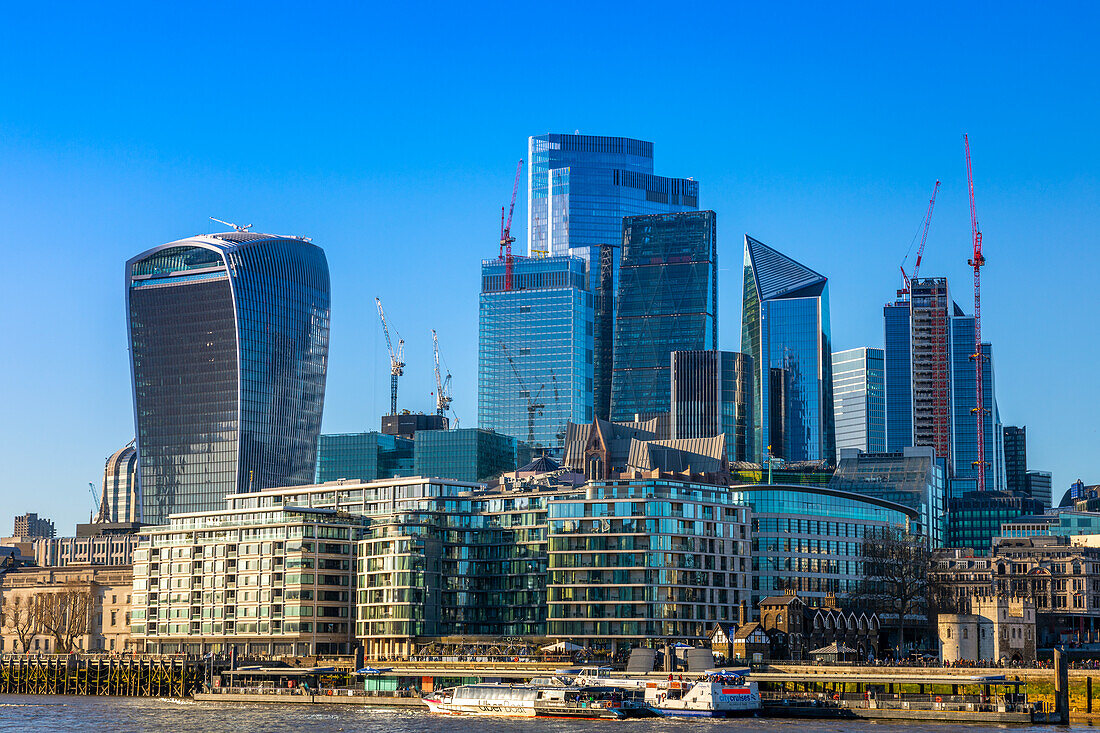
759,595 -> 802,607
744,235 -> 826,301
811,642 -> 856,655
733,622 -> 764,640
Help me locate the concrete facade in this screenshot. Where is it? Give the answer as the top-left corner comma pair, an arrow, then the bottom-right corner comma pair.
939,596 -> 1036,664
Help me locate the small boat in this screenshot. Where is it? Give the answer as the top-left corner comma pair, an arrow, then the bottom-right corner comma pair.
423,683 -> 657,718
645,672 -> 760,717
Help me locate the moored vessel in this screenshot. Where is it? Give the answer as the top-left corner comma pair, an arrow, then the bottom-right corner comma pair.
422,683 -> 656,718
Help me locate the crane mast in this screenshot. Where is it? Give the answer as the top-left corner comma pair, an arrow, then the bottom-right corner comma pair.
500,159 -> 524,291
898,180 -> 940,298
965,135 -> 988,491
375,297 -> 404,415
431,329 -> 453,423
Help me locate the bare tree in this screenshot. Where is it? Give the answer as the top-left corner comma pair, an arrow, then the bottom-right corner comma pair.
1,595 -> 41,653
850,527 -> 932,659
37,584 -> 94,654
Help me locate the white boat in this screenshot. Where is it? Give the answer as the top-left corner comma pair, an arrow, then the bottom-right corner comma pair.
422,683 -> 655,718
644,673 -> 761,717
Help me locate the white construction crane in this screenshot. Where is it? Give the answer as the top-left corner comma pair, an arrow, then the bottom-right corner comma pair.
431,329 -> 453,424
375,297 -> 405,415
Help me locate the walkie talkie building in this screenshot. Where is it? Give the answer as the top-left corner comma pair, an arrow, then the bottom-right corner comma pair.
126,231 -> 330,525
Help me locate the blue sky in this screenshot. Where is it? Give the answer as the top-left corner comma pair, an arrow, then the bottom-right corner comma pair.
1,2 -> 1097,531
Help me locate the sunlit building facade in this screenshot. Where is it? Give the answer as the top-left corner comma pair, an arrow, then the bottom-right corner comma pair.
126,231 -> 330,524
831,348 -> 885,453
478,255 -> 592,453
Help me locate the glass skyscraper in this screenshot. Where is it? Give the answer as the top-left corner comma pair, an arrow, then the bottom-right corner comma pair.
740,235 -> 835,464
127,231 -> 330,524
950,315 -> 1004,491
527,133 -> 698,420
831,347 -> 885,453
478,255 -> 592,453
610,211 -> 717,421
1003,425 -> 1027,495
883,299 -> 913,451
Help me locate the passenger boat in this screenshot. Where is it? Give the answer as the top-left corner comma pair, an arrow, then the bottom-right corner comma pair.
644,672 -> 760,717
422,683 -> 657,718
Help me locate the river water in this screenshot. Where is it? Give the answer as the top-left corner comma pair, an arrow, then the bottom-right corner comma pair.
0,696 -> 1086,732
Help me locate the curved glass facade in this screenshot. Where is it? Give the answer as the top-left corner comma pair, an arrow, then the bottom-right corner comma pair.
127,233 -> 330,525
731,484 -> 914,607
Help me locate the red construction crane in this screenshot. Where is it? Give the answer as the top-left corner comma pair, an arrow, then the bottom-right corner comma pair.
500,159 -> 524,291
898,180 -> 940,298
965,134 -> 988,491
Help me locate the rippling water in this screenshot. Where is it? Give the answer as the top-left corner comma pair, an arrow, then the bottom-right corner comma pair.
0,696 -> 1083,732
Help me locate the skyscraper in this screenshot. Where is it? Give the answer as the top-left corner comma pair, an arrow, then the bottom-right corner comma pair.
831,347 -> 886,453
740,236 -> 835,464
670,350 -> 754,462
97,444 -> 140,524
527,133 -> 698,420
950,315 -> 1003,491
1003,425 -> 1028,495
478,254 -> 592,453
610,211 -> 717,421
883,299 -> 913,451
127,231 -> 330,524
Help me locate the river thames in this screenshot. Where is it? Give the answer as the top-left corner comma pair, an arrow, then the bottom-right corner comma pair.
0,696 -> 1088,733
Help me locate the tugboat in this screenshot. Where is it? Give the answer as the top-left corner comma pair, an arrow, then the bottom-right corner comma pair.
644,671 -> 760,717
423,683 -> 657,718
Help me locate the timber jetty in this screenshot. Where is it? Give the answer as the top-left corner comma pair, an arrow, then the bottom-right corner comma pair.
0,655 -> 206,697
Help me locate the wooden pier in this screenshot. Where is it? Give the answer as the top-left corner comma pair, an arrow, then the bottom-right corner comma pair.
0,655 -> 206,697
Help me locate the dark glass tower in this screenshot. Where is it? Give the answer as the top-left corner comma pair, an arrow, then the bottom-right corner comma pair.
740,235 -> 835,464
127,231 -> 330,524
610,211 -> 717,422
670,350 -> 753,462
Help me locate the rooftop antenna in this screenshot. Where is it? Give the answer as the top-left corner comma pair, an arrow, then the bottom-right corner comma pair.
209,216 -> 253,232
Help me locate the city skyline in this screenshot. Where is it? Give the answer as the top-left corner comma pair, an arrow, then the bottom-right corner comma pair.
2,4 -> 1098,531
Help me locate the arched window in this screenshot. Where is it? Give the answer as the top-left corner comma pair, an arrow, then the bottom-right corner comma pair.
963,628 -> 969,639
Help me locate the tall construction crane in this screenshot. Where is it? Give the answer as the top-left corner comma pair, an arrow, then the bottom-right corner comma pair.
499,159 -> 524,291
499,340 -> 545,447
898,180 -> 941,298
431,329 -> 453,423
375,297 -> 404,415
965,135 -> 988,491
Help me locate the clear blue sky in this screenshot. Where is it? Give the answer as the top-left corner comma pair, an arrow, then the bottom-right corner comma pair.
1,2 -> 1097,532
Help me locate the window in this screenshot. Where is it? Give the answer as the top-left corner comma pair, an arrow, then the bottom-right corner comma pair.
963,628 -> 968,639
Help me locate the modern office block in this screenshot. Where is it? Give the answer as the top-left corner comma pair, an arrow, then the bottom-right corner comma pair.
670,350 -> 753,462
413,428 -> 528,483
611,211 -> 717,422
883,300 -> 913,452
830,446 -> 947,547
740,235 -> 835,464
380,414 -> 447,439
831,348 -> 886,453
478,255 -> 592,453
127,231 -> 329,525
315,432 -> 414,483
98,444 -> 140,524
731,483 -> 916,608
527,133 -> 698,420
1025,470 -> 1053,509
1004,426 -> 1028,495
947,491 -> 1045,555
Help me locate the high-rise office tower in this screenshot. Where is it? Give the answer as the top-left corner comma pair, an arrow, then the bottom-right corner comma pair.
1024,470 -> 1053,508
127,231 -> 330,524
831,347 -> 886,453
97,444 -> 140,524
478,255 -> 592,453
527,133 -> 698,420
950,315 -> 1004,491
1003,425 -> 1027,495
740,236 -> 835,464
670,350 -> 754,462
883,299 -> 913,451
610,211 -> 717,421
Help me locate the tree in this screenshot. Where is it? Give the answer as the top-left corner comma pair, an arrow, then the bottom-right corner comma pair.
850,527 -> 932,659
0,594 -> 41,653
37,584 -> 94,654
